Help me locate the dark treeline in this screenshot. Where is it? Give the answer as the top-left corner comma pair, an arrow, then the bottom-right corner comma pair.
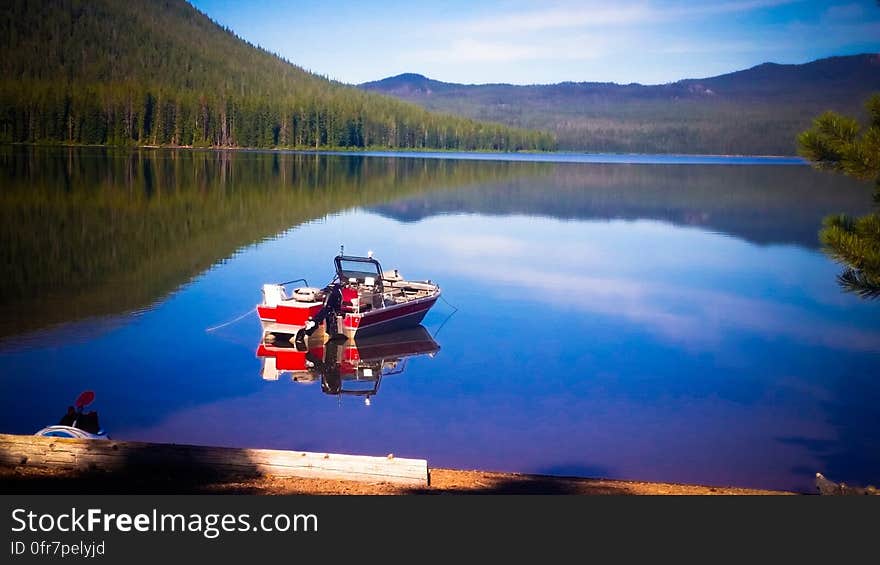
0,0 -> 555,151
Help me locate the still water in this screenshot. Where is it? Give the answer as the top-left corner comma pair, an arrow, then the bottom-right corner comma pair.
1,147 -> 878,492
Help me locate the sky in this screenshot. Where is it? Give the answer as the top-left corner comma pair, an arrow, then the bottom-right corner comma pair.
190,0 -> 880,85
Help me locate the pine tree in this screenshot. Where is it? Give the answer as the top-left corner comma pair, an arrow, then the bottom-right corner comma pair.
0,0 -> 555,152
799,94 -> 880,297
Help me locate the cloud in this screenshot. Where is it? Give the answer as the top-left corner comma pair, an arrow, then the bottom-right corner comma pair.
408,224 -> 880,353
408,0 -> 815,72
446,0 -> 805,35
705,0 -> 804,13
457,263 -> 880,353
402,36 -> 608,64
459,4 -> 652,34
657,39 -> 765,55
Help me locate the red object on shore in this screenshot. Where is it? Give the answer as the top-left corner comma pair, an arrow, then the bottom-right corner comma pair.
75,390 -> 95,409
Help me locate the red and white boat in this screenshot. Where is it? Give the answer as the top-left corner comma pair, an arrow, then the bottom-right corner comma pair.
257,252 -> 441,341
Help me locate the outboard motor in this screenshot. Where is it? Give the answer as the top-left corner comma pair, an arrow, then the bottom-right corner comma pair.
75,410 -> 101,435
58,406 -> 101,434
298,283 -> 346,343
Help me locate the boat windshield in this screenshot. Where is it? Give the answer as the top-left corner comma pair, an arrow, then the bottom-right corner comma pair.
336,256 -> 382,282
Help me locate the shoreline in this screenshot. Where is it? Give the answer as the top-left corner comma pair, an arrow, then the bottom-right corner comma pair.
0,466 -> 794,495
0,434 -> 797,495
4,142 -> 804,162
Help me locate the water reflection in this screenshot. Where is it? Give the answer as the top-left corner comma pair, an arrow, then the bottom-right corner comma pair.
0,146 -> 546,340
371,163 -> 871,248
2,147 -> 879,493
256,326 -> 440,405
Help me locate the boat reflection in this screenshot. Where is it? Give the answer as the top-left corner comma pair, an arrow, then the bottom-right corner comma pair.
256,326 -> 440,404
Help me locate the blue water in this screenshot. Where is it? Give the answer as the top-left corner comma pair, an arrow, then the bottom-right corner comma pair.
1,149 -> 878,493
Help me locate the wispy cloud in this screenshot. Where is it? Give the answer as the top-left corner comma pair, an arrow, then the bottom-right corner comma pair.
448,0 -> 805,35
406,0 -> 822,79
657,39 -> 767,55
406,223 -> 880,353
457,262 -> 880,353
403,36 -> 608,64
195,0 -> 880,86
458,4 -> 652,34
706,0 -> 805,13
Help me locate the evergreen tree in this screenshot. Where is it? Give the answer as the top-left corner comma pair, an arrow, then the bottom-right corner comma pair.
0,0 -> 555,152
799,94 -> 880,297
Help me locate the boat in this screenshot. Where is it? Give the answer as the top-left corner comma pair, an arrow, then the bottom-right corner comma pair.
34,425 -> 108,440
34,391 -> 108,440
257,326 -> 440,404
257,251 -> 441,341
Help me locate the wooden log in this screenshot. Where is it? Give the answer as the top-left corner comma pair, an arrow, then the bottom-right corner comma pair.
0,434 -> 428,486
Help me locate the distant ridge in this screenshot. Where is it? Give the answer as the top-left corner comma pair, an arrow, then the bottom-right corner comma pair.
362,54 -> 880,96
361,54 -> 880,154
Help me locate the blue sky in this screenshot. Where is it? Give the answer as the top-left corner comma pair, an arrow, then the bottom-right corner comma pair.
190,0 -> 880,85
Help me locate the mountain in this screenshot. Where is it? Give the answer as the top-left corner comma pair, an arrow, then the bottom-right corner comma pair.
0,0 -> 554,151
361,54 -> 880,155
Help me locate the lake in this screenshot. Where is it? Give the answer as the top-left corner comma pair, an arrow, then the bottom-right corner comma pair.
1,146 -> 879,493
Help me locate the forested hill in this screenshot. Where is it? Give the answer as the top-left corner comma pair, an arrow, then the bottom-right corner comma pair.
0,0 -> 554,151
361,54 -> 880,155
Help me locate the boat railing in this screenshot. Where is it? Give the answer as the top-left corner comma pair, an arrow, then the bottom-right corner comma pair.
383,280 -> 438,292
342,279 -> 439,314
279,277 -> 309,288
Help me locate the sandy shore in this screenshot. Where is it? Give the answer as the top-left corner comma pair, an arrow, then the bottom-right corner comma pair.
0,466 -> 792,495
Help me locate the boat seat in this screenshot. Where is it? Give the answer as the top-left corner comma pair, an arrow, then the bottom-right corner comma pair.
293,287 -> 323,303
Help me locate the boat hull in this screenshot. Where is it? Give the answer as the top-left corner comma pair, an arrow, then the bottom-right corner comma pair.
342,293 -> 439,339
257,301 -> 323,336
350,326 -> 441,360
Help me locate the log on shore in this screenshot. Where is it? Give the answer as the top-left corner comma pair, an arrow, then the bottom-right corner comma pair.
0,434 -> 428,486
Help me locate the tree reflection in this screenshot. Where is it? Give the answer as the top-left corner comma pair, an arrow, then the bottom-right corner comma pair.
799,94 -> 880,298
0,147 -> 545,338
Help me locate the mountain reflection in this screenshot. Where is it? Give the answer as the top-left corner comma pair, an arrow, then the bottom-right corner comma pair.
371,163 -> 871,248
